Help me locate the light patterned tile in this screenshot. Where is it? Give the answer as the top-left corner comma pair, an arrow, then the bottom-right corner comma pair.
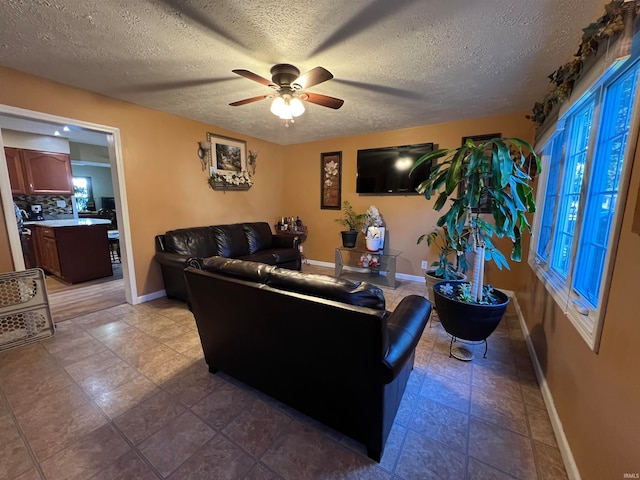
526,404 -> 557,447
93,375 -> 158,418
410,397 -> 469,453
39,424 -> 130,480
222,399 -> 292,458
471,387 -> 528,435
89,449 -> 159,480
533,440 -> 568,480
167,435 -> 255,480
191,381 -> 255,429
114,390 -> 186,445
138,411 -> 216,477
420,372 -> 471,413
469,418 -> 536,480
396,430 -> 465,480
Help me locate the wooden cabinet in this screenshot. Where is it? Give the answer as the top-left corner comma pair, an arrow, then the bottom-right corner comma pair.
3,147 -> 73,195
5,147 -> 28,194
32,224 -> 112,284
35,227 -> 62,277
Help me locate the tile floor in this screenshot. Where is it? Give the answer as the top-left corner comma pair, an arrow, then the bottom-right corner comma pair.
0,264 -> 568,479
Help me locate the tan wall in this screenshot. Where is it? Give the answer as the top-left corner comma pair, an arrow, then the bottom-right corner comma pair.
0,66 -> 286,297
516,128 -> 640,478
282,113 -> 535,288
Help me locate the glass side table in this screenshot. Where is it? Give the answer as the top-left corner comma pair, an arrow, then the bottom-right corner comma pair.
335,247 -> 402,289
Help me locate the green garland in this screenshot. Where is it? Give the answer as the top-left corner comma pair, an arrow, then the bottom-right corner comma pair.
527,0 -> 636,126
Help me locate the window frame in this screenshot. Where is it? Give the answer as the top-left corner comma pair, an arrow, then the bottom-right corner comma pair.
528,58 -> 640,352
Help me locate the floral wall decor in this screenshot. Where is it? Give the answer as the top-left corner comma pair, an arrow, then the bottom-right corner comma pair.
527,0 -> 638,127
321,151 -> 342,209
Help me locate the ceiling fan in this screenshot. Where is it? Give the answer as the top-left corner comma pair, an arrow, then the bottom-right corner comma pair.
229,64 -> 344,125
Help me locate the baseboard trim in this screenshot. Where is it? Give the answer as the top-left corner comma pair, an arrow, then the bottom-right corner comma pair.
135,289 -> 166,304
510,294 -> 581,480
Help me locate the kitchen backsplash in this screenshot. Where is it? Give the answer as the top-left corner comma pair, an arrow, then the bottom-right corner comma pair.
13,194 -> 74,218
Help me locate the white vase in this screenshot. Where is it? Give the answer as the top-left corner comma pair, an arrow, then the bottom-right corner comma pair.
365,236 -> 382,251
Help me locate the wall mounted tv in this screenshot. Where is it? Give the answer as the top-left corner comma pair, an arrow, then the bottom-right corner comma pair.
356,142 -> 434,194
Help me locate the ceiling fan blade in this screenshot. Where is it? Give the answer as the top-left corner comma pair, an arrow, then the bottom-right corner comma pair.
232,69 -> 274,87
294,67 -> 333,89
303,92 -> 344,109
229,95 -> 270,106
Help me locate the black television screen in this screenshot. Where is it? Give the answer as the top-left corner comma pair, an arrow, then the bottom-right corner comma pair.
356,142 -> 434,194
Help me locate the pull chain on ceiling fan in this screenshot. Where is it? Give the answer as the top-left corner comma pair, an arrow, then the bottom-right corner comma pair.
230,64 -> 344,126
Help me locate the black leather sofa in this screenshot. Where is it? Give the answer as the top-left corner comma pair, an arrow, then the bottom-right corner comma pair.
184,257 -> 432,461
154,222 -> 301,301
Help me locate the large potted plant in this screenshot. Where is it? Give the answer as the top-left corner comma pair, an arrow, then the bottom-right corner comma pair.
335,201 -> 366,248
421,227 -> 468,303
410,137 -> 541,360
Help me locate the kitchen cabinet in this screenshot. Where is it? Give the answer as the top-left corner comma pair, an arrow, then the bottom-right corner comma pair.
3,147 -> 73,195
5,147 -> 28,194
32,223 -> 112,283
35,227 -> 62,277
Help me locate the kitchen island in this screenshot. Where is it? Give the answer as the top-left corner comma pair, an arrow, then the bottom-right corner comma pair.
24,219 -> 113,284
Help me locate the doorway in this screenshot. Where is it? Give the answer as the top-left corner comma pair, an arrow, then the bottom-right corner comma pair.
0,104 -> 137,318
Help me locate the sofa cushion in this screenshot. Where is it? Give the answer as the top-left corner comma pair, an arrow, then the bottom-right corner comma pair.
211,224 -> 250,258
202,256 -> 275,283
268,248 -> 301,264
164,227 -> 218,257
243,222 -> 273,253
266,269 -> 386,310
238,252 -> 276,265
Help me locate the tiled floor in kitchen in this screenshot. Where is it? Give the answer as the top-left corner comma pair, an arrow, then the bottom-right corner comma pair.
0,264 -> 567,479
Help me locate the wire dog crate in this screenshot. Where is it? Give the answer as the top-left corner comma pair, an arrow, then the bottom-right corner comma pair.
0,268 -> 54,351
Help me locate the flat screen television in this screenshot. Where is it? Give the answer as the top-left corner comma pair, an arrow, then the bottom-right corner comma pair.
356,142 -> 434,194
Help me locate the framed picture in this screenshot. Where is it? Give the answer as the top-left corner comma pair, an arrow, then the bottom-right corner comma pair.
458,133 -> 501,213
206,132 -> 247,176
321,151 -> 342,210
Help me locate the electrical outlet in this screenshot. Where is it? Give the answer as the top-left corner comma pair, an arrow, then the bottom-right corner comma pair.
421,260 -> 428,269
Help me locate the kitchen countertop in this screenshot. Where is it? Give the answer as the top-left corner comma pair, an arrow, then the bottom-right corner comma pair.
24,219 -> 112,227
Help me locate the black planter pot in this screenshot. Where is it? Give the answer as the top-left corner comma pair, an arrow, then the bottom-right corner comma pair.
433,280 -> 510,359
340,230 -> 358,248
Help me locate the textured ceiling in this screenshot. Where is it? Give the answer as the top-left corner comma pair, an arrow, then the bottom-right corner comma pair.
0,0 -> 607,145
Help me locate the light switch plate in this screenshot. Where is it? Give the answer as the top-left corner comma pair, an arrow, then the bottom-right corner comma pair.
421,260 -> 428,269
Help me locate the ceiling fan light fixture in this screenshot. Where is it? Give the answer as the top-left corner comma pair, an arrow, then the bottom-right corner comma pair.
270,96 -> 286,116
270,94 -> 305,121
289,97 -> 305,117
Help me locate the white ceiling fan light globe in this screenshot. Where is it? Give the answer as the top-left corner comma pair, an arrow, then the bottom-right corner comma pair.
270,96 -> 285,116
290,97 -> 305,117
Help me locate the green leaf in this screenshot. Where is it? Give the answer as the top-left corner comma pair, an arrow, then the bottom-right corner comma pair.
511,226 -> 522,261
433,191 -> 449,211
410,149 -> 451,175
495,139 -> 514,188
445,148 -> 467,195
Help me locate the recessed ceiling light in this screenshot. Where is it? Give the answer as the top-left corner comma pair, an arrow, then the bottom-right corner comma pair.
54,131 -> 61,136
63,126 -> 70,132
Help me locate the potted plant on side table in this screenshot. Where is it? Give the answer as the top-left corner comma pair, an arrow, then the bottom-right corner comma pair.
410,137 -> 541,360
335,201 -> 366,248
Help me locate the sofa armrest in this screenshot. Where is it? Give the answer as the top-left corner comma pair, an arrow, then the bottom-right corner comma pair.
381,295 -> 432,383
272,234 -> 300,249
154,251 -> 203,269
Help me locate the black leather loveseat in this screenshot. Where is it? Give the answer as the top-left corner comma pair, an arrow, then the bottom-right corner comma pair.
184,257 -> 432,461
154,222 -> 301,301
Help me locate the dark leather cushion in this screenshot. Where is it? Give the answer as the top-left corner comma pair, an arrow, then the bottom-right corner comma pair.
164,227 -> 218,257
266,269 -> 386,310
265,248 -> 300,264
202,256 -> 274,283
239,252 -> 277,265
211,224 -> 250,258
243,222 -> 273,253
